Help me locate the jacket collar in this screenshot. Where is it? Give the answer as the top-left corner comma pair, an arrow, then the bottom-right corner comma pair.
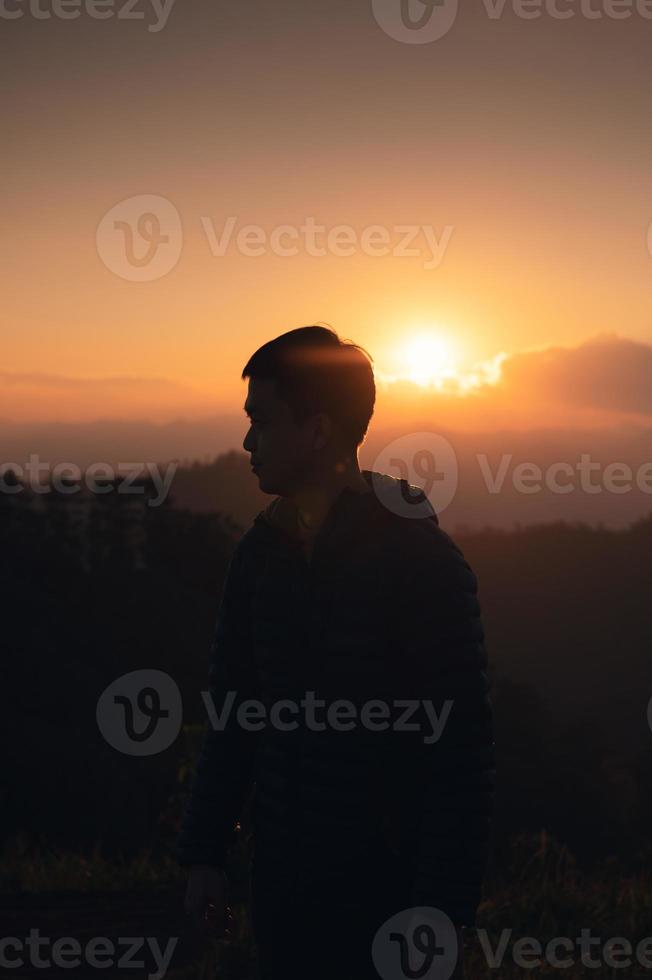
252,469 -> 438,558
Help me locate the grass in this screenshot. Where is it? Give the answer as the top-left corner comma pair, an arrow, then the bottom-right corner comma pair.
2,830 -> 651,978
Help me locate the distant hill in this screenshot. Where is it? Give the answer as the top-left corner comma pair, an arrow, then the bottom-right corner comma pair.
2,418 -> 652,529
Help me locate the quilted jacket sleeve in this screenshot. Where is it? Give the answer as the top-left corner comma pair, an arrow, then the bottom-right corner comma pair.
396,528 -> 496,927
176,540 -> 260,868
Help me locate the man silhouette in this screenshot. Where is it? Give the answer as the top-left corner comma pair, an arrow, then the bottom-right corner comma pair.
178,326 -> 495,979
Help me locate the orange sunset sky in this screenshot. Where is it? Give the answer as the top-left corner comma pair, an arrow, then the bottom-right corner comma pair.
3,1 -> 652,433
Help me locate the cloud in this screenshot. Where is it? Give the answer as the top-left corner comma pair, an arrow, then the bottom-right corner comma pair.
0,371 -> 216,424
499,334 -> 652,416
374,333 -> 652,432
0,371 -> 186,391
4,334 -> 652,429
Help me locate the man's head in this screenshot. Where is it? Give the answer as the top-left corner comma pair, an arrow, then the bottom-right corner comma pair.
241,325 -> 375,496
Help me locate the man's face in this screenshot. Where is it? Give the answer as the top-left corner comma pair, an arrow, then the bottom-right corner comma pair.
243,377 -> 322,496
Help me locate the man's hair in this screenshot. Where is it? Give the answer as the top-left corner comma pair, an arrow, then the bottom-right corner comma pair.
241,325 -> 376,449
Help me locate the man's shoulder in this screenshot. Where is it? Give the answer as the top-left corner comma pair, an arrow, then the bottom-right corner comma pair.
231,522 -> 266,559
377,496 -> 463,559
375,502 -> 475,594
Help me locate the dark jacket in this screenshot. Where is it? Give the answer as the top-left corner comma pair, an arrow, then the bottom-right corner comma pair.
177,469 -> 495,926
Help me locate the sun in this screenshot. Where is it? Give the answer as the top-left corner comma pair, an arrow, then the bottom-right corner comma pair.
377,329 -> 507,394
397,333 -> 459,389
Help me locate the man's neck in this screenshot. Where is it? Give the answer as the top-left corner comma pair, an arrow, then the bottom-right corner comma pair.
293,465 -> 371,538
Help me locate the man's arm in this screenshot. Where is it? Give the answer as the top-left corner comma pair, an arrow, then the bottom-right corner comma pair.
176,539 -> 260,869
395,529 -> 496,929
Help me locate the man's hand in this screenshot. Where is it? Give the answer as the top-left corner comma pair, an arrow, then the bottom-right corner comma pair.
184,865 -> 232,938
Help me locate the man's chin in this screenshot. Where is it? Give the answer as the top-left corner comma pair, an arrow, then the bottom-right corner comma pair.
254,471 -> 277,495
